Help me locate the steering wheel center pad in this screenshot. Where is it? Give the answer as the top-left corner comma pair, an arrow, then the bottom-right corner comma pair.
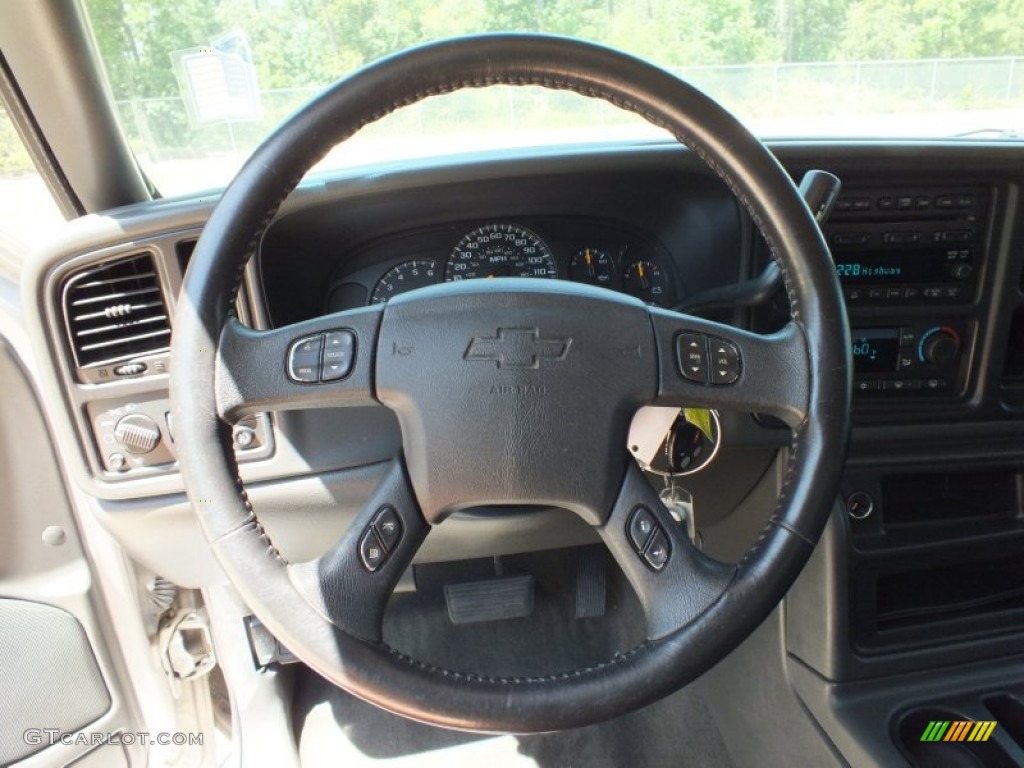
378,279 -> 653,524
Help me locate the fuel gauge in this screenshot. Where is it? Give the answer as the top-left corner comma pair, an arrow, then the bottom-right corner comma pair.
569,248 -> 614,286
623,259 -> 668,305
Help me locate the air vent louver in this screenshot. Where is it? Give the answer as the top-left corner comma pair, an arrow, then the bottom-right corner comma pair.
63,253 -> 171,368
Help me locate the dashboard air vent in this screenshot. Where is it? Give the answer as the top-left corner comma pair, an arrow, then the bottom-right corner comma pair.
62,253 -> 171,368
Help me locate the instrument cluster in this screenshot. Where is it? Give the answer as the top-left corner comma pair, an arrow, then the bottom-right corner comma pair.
325,219 -> 678,311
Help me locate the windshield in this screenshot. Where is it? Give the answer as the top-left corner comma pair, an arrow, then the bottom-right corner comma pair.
81,0 -> 1024,197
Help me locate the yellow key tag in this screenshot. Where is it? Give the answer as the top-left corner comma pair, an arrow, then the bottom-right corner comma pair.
683,408 -> 714,442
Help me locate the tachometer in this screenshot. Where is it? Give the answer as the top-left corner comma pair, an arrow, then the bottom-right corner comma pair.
370,259 -> 440,304
445,224 -> 557,281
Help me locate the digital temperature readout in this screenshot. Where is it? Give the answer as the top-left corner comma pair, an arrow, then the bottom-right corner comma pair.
851,328 -> 900,373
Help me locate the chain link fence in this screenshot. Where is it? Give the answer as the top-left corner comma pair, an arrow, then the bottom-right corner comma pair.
107,55 -> 1024,167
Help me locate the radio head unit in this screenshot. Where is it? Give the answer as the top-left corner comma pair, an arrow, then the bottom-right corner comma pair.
826,187 -> 986,305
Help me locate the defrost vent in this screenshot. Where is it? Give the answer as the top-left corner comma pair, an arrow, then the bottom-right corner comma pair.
62,253 -> 171,368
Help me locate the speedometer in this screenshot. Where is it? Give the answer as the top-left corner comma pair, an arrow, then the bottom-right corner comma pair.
445,224 -> 557,282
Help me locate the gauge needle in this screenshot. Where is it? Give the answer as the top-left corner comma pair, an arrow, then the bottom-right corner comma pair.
638,262 -> 649,288
486,264 -> 511,278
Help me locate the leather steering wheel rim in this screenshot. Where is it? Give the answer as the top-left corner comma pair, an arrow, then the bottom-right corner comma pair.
170,34 -> 851,733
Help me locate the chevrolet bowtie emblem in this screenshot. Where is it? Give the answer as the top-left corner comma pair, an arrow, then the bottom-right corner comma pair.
465,327 -> 572,369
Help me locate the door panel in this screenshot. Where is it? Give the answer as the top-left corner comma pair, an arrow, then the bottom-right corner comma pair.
0,339 -> 144,767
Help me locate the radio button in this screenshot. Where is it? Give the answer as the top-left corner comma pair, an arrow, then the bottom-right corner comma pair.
916,195 -> 930,209
899,327 -> 916,347
944,286 -> 963,299
708,338 -> 741,385
904,286 -> 921,300
936,230 -> 972,242
923,287 -> 943,299
846,287 -> 865,302
897,196 -> 914,210
832,232 -> 871,246
855,379 -> 879,392
898,353 -> 915,371
677,333 -> 709,383
948,262 -> 972,280
883,231 -> 921,244
885,288 -> 904,300
877,196 -> 895,210
924,378 -> 949,391
868,287 -> 884,300
935,195 -> 956,209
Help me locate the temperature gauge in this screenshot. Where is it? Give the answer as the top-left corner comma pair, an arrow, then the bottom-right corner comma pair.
569,248 -> 614,285
622,259 -> 668,305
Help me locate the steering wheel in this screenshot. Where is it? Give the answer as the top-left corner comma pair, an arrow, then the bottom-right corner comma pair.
170,34 -> 851,733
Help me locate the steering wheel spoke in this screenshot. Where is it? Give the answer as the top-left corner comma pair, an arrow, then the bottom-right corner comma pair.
649,308 -> 810,429
215,305 -> 382,422
600,462 -> 734,640
289,457 -> 428,643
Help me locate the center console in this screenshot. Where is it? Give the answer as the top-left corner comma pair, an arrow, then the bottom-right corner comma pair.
765,168 -> 1024,766
796,179 -> 1024,665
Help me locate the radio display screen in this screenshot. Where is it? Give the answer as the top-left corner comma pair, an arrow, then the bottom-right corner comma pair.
852,328 -> 900,373
833,248 -> 953,283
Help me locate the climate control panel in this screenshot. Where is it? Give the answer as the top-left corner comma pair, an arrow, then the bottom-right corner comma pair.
852,322 -> 969,396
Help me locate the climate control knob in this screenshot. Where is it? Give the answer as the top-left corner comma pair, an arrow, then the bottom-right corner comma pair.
114,413 -> 162,454
918,326 -> 960,365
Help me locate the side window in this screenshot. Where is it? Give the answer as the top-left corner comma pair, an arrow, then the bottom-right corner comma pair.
0,103 -> 65,253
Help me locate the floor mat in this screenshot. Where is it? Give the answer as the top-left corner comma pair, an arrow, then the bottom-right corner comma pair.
293,547 -> 735,767
296,675 -> 734,768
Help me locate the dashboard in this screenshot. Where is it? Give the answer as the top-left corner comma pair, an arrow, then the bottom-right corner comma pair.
24,143 -> 1024,491
15,141 -> 1024,576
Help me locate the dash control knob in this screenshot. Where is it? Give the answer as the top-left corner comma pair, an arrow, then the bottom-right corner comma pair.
948,262 -> 973,280
918,327 -> 960,365
114,413 -> 162,454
